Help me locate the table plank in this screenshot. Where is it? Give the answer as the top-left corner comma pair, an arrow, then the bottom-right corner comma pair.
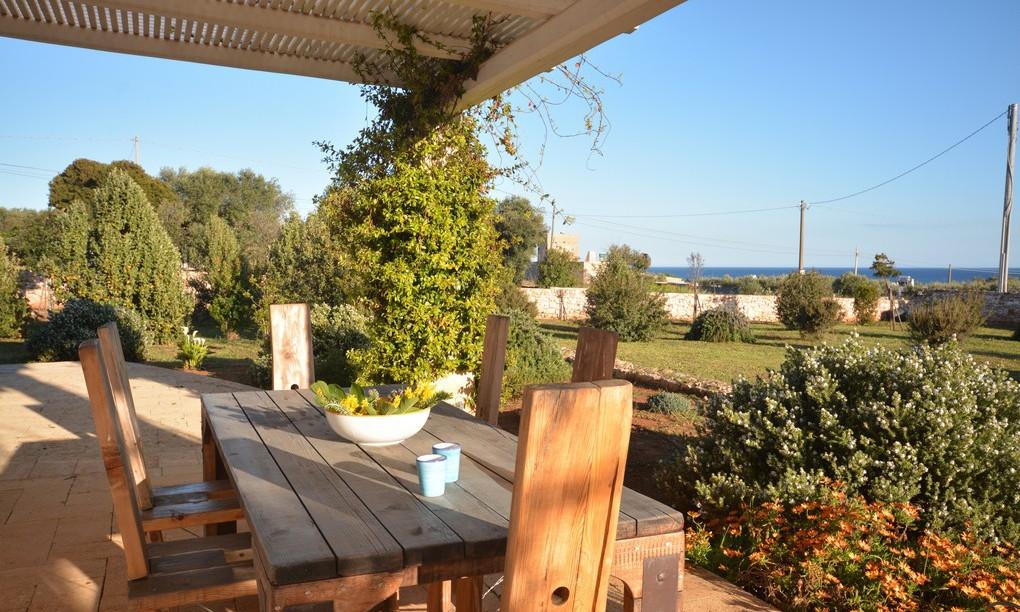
425,403 -> 684,538
202,393 -> 335,585
363,432 -> 509,558
284,391 -> 463,565
238,391 -> 404,576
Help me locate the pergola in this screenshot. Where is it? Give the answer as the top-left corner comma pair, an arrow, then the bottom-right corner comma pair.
0,0 -> 685,109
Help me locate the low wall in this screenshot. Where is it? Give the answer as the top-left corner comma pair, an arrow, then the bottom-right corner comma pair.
522,287 -> 902,324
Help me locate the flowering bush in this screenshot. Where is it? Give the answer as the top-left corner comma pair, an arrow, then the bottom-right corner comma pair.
687,482 -> 1020,611
176,327 -> 209,370
662,336 -> 1020,542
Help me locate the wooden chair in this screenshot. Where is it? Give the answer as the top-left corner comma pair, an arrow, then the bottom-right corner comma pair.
80,339 -> 258,610
571,327 -> 618,383
476,314 -> 510,425
270,303 -> 315,390
95,323 -> 242,541
503,379 -> 633,611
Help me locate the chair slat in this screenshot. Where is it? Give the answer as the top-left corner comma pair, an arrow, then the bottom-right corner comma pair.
271,303 -> 314,390
503,380 -> 633,612
571,327 -> 618,383
79,339 -> 149,580
476,314 -> 510,425
97,322 -> 153,509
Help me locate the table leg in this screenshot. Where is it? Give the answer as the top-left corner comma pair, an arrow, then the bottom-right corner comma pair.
426,581 -> 453,612
612,533 -> 684,612
202,410 -> 237,536
452,576 -> 484,612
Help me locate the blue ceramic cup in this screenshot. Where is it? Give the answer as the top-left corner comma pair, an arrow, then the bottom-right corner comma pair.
416,454 -> 447,497
432,442 -> 461,483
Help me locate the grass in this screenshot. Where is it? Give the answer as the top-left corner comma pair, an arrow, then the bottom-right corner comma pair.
145,321 -> 261,385
541,320 -> 1020,384
0,320 -> 262,385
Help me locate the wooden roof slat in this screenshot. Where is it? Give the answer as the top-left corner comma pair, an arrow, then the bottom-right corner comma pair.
0,0 -> 686,107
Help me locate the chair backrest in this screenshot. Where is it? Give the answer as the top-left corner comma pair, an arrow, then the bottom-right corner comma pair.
503,380 -> 633,612
270,303 -> 314,390
476,314 -> 510,425
79,339 -> 149,580
571,327 -> 618,383
96,322 -> 153,509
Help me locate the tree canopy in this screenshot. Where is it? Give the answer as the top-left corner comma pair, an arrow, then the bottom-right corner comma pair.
494,195 -> 546,282
51,169 -> 191,342
160,167 -> 294,268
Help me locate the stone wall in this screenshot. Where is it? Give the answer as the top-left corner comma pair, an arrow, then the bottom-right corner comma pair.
522,287 -> 890,323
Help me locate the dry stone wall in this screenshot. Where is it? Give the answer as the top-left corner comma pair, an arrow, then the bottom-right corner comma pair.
521,287 -> 893,324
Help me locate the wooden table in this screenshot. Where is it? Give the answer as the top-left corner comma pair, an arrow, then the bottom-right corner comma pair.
201,389 -> 685,611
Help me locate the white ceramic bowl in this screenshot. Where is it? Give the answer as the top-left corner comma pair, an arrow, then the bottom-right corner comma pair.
324,407 -> 432,447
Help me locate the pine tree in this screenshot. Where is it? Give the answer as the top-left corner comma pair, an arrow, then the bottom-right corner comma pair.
0,238 -> 28,337
51,169 -> 191,343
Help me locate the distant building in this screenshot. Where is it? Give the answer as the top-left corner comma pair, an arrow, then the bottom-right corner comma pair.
537,233 -> 580,261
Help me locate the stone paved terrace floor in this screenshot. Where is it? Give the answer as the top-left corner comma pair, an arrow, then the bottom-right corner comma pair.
0,361 -> 775,612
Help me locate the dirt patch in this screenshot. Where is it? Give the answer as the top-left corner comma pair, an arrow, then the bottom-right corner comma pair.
498,384 -> 698,500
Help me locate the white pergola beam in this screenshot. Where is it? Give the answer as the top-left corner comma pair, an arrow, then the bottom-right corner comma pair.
437,0 -> 571,20
97,0 -> 471,59
456,0 -> 686,110
0,15 -> 377,83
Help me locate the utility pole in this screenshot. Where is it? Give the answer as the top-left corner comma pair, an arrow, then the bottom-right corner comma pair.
547,201 -> 563,252
853,247 -> 859,275
133,136 -> 140,165
948,264 -> 953,283
798,200 -> 808,273
999,103 -> 1017,293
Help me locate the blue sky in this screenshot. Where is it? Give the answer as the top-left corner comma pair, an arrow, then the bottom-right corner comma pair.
1,0 -> 1018,268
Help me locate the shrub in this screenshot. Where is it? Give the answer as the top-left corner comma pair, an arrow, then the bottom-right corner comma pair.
776,271 -> 841,335
644,391 -> 693,416
687,482 -> 1020,611
251,303 -> 370,388
585,258 -> 668,342
176,327 -> 209,369
495,276 -> 537,318
206,216 -> 250,336
320,117 -> 504,384
908,291 -> 986,344
0,238 -> 28,338
50,169 -> 191,343
256,212 -> 350,335
664,337 -> 1020,542
833,273 -> 880,324
26,298 -> 147,362
537,247 -> 583,288
501,309 -> 571,400
494,196 -> 546,282
685,306 -> 754,343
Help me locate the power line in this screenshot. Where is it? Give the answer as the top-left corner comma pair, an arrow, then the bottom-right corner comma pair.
0,162 -> 61,173
809,110 -> 1007,205
571,204 -> 799,219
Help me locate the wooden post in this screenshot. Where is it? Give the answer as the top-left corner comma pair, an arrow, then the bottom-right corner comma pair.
271,303 -> 314,390
503,380 -> 633,612
571,327 -> 618,383
476,314 -> 510,425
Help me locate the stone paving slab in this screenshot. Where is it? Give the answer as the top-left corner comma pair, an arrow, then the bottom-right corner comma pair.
0,361 -> 774,611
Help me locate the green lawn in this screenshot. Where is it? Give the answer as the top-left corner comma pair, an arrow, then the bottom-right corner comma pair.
541,320 -> 1020,384
0,320 -> 262,385
145,321 -> 262,385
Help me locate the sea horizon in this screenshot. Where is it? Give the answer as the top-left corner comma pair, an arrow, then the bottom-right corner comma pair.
648,266 -> 1019,285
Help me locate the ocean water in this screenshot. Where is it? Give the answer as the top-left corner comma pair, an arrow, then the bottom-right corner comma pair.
648,266 -> 1017,285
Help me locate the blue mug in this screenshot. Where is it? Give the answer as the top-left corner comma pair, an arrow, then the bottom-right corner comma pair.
416,454 -> 447,497
432,442 -> 461,483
